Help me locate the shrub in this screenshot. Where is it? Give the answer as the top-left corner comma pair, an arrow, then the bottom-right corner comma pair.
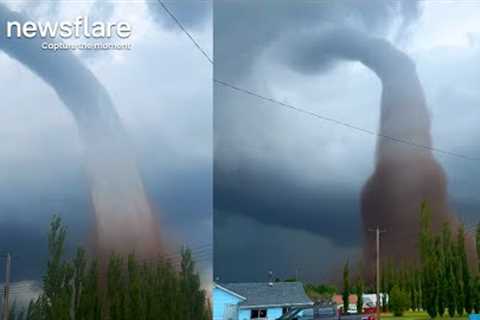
390,285 -> 410,316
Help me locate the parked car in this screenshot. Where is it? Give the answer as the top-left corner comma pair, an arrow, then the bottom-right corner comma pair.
300,308 -> 315,319
317,306 -> 337,317
295,305 -> 337,320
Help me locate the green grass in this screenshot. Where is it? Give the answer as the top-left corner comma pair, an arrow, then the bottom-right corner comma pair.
381,311 -> 468,320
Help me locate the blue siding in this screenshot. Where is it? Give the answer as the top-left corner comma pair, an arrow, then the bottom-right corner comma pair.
267,308 -> 283,319
213,287 -> 243,320
238,309 -> 250,320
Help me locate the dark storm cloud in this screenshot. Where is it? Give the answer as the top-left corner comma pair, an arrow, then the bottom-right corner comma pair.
0,163 -> 211,281
147,0 -> 210,30
0,221 -> 47,282
281,26 -> 462,264
214,1 -> 480,282
215,160 -> 360,247
0,4 -> 119,132
0,1 -> 212,281
214,0 -> 421,80
0,216 -> 86,282
214,1 -> 422,247
0,165 -> 92,281
213,1 -> 436,281
214,214 -> 358,284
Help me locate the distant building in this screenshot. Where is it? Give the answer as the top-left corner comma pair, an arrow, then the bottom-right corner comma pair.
213,281 -> 314,320
362,293 -> 388,308
332,293 -> 388,314
333,294 -> 358,313
333,294 -> 358,306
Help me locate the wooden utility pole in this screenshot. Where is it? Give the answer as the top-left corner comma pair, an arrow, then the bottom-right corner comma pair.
368,227 -> 385,320
2,253 -> 11,320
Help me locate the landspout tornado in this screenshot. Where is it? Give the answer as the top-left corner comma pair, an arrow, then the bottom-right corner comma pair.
288,28 -> 459,264
0,4 -> 161,258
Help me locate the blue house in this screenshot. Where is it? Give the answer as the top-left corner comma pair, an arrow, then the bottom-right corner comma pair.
213,282 -> 314,320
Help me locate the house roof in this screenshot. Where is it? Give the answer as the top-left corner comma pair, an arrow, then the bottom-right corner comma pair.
220,282 -> 314,309
215,283 -> 247,301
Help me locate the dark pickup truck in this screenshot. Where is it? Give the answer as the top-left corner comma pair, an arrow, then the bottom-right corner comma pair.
277,306 -> 364,320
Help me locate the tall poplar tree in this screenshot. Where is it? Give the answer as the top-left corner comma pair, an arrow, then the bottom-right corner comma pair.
42,215 -> 74,320
22,216 -> 211,320
474,223 -> 480,314
453,239 -> 465,316
356,277 -> 364,314
419,202 -> 437,318
435,236 -> 445,317
458,225 -> 472,314
342,261 -> 350,314
442,223 -> 456,317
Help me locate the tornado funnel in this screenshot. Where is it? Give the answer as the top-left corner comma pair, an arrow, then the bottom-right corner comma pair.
286,28 -> 461,265
0,4 -> 161,258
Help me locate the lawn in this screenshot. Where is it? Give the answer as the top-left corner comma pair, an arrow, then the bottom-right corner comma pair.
381,311 -> 468,320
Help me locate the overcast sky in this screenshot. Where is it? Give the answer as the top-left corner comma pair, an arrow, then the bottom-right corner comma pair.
0,0 -> 212,298
214,0 -> 480,283
2,0 -> 480,295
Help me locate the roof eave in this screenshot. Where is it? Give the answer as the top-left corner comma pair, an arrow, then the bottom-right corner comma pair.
239,302 -> 314,309
214,283 -> 247,301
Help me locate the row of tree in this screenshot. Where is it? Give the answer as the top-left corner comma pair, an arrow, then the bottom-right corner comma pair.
4,216 -> 211,320
304,283 -> 337,302
419,202 -> 480,318
340,202 -> 480,318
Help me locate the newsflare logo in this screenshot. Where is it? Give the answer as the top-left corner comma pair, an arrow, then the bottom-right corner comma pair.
5,16 -> 133,51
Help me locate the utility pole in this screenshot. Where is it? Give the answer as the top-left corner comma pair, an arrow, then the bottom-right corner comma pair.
368,227 -> 385,320
2,253 -> 11,320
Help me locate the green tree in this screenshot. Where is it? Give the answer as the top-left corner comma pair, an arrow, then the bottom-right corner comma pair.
419,202 -> 438,318
435,236 -> 446,317
405,266 -> 417,311
441,223 -> 456,317
126,254 -> 144,320
458,224 -> 472,314
22,216 -> 212,320
107,253 -> 126,320
356,278 -> 364,314
381,263 -> 388,312
474,223 -> 480,314
453,239 -> 464,316
43,215 -> 73,320
180,247 -> 209,320
78,259 -> 101,320
416,269 -> 423,313
72,247 -> 86,320
304,283 -> 337,302
473,277 -> 480,315
342,261 -> 350,314
390,285 -> 410,316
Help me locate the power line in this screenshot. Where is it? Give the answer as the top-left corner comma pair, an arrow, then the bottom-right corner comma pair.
159,1 -> 479,163
147,248 -> 213,264
215,79 -> 479,161
155,244 -> 212,260
164,243 -> 212,253
157,0 -> 213,64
